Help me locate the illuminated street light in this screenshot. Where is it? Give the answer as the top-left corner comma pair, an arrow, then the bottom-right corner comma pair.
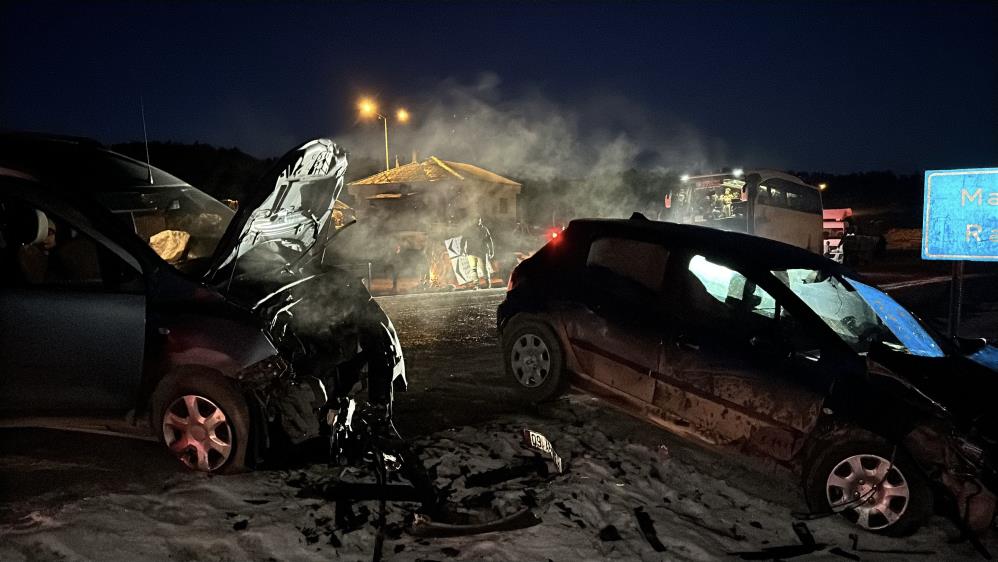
732,168 -> 744,178
818,182 -> 828,191
680,174 -> 690,182
357,98 -> 412,172
358,98 -> 378,119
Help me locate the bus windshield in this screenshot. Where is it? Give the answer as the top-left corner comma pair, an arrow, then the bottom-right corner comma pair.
664,175 -> 747,229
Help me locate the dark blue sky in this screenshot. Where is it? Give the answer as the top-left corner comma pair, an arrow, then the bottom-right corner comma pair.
1,1 -> 995,172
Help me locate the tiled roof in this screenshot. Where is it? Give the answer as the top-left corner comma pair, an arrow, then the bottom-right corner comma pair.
349,156 -> 520,186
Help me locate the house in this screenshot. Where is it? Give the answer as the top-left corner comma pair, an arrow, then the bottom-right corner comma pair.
347,156 -> 522,233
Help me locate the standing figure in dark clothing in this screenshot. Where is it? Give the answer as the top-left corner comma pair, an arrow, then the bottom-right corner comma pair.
463,217 -> 494,288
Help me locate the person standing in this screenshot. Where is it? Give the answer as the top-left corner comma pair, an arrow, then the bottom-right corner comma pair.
462,217 -> 493,288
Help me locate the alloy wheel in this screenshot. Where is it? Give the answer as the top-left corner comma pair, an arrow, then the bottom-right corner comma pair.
826,454 -> 910,530
162,394 -> 234,472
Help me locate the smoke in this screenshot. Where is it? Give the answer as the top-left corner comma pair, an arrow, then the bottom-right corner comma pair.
337,73 -> 726,222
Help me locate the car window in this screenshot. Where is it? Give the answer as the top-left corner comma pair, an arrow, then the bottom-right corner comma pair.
1,198 -> 140,291
586,237 -> 668,291
687,254 -> 776,318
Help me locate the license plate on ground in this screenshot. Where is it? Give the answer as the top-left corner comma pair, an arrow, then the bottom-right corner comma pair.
521,428 -> 564,473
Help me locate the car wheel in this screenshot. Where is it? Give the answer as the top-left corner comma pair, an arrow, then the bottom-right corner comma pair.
803,428 -> 932,536
152,372 -> 251,473
503,318 -> 566,403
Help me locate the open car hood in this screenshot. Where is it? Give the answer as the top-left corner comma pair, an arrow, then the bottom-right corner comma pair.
207,138 -> 348,280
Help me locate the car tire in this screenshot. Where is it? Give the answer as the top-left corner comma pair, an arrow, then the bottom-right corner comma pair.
502,317 -> 566,403
151,370 -> 252,473
803,427 -> 932,537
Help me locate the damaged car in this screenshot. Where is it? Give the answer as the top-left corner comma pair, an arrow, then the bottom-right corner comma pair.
498,213 -> 998,537
0,133 -> 405,472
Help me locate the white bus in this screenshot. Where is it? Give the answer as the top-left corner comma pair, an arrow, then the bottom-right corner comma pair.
660,169 -> 824,254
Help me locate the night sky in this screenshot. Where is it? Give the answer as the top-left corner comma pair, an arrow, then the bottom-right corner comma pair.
1,0 -> 995,172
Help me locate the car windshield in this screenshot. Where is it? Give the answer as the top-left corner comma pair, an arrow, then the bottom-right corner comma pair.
774,268 -> 945,357
94,186 -> 235,272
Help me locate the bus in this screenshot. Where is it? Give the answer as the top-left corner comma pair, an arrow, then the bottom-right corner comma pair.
660,169 -> 824,254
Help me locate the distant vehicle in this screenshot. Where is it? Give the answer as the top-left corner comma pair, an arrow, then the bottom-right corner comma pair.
661,170 -> 824,254
823,208 -> 853,263
498,214 -> 998,536
0,134 -> 406,472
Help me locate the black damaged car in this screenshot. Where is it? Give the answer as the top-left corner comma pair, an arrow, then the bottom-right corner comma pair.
0,133 -> 405,472
498,214 -> 998,536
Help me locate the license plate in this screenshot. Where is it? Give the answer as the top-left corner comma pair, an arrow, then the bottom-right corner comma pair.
521,429 -> 564,473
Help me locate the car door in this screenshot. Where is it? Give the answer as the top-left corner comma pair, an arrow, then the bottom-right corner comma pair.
560,236 -> 671,403
0,193 -> 147,413
651,251 -> 826,460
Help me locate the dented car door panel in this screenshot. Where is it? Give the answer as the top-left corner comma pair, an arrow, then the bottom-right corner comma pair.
561,305 -> 659,403
648,253 -> 825,460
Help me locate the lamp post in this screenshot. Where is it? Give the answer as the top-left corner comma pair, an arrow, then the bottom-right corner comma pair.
358,98 -> 410,172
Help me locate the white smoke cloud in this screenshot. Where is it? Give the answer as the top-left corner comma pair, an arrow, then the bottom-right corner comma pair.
333,73 -> 736,224
342,73 -> 722,178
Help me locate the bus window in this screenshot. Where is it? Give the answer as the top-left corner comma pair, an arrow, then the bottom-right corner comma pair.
800,187 -> 821,213
763,178 -> 821,214
761,183 -> 785,207
786,188 -> 801,210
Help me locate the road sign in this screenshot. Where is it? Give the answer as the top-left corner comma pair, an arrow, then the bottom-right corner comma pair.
922,167 -> 998,261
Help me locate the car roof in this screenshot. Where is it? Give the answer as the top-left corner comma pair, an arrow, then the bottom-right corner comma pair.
0,131 -> 191,192
567,215 -> 848,274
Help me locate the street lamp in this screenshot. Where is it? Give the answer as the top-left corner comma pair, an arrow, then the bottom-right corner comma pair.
358,98 -> 411,172
818,182 -> 828,191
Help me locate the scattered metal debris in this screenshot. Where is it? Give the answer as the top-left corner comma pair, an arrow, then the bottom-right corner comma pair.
730,522 -> 826,560
409,509 -> 542,538
633,506 -> 666,552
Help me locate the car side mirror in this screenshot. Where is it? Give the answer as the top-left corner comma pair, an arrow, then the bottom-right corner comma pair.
954,336 -> 988,355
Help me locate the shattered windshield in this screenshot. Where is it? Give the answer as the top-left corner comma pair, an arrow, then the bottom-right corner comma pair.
775,269 -> 945,357
95,186 -> 235,271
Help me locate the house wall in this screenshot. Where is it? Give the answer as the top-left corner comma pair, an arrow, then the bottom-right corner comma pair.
346,180 -> 520,229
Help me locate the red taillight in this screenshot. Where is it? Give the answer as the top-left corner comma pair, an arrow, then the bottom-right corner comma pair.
547,228 -> 560,241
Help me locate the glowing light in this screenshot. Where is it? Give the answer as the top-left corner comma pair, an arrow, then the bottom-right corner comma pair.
358,98 -> 378,118
396,108 -> 410,123
818,182 -> 828,191
680,174 -> 690,182
732,168 -> 744,178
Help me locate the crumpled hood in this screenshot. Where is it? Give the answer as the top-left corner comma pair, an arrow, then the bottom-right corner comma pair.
209,139 -> 348,278
871,343 -> 998,431
249,270 -> 407,390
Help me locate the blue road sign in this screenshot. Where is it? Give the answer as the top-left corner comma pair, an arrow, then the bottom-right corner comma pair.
922,168 -> 998,261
